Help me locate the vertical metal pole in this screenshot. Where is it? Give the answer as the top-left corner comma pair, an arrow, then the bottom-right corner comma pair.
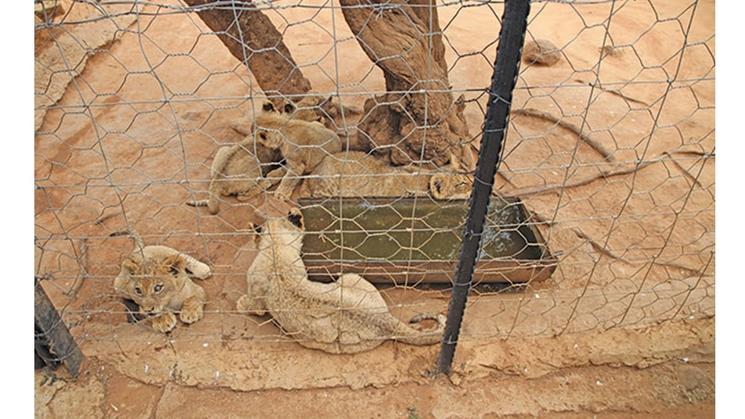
436,0 -> 531,375
35,278 -> 84,377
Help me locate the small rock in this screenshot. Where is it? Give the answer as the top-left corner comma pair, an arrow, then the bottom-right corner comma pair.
523,39 -> 562,66
678,365 -> 710,391
600,45 -> 624,58
448,371 -> 464,386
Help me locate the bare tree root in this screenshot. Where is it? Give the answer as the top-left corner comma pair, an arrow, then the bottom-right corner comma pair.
582,80 -> 650,107
505,147 -> 712,198
507,160 -> 655,198
662,151 -> 707,188
570,227 -> 622,261
512,108 -> 616,162
94,211 -> 120,226
569,227 -> 705,278
65,238 -> 88,299
496,171 -> 517,189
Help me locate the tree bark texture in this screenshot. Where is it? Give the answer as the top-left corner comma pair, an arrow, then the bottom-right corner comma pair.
182,0 -> 312,100
339,0 -> 475,169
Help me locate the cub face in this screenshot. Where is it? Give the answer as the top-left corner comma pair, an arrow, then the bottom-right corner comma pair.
429,172 -> 473,200
254,125 -> 284,150
263,98 -> 329,125
119,254 -> 186,316
286,207 -> 304,231
250,208 -> 305,248
252,106 -> 288,151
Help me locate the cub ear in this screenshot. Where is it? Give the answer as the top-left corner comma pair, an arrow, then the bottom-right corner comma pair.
163,254 -> 185,276
249,222 -> 263,234
455,94 -> 466,113
122,257 -> 140,274
256,131 -> 270,146
287,208 -> 304,229
262,101 -> 276,113
256,131 -> 281,149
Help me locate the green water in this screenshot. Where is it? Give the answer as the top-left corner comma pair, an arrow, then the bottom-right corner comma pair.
300,197 -> 546,263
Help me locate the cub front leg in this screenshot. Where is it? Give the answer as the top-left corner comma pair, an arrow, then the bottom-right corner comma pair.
235,188 -> 263,202
179,295 -> 205,324
151,312 -> 178,333
262,166 -> 288,189
274,161 -> 306,201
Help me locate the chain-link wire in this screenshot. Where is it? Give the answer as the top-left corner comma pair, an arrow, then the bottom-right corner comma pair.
35,0 -> 714,368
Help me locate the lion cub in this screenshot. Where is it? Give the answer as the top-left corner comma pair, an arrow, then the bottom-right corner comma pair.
232,95 -> 362,133
113,231 -> 212,333
252,104 -> 342,201
303,151 -> 473,199
237,209 -> 445,354
187,138 -> 282,214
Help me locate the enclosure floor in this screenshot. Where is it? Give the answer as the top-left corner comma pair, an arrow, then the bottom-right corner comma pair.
35,0 -> 715,340
35,366 -> 714,418
35,0 -> 715,415
36,318 -> 713,418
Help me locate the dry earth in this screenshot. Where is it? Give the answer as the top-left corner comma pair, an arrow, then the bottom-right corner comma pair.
35,0 -> 714,417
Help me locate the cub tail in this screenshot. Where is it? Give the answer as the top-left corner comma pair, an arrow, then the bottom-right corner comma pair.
394,312 -> 446,346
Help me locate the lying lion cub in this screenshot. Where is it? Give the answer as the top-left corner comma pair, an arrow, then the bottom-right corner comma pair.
113,230 -> 212,333
186,137 -> 282,214
303,151 -> 473,199
237,209 -> 445,354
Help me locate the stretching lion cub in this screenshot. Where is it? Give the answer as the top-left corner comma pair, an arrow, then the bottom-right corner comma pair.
112,230 -> 212,333
237,209 -> 445,354
303,151 -> 473,199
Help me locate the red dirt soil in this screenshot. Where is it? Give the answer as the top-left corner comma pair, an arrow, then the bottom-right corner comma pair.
35,0 -> 714,417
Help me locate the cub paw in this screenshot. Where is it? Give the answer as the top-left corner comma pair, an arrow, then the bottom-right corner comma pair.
179,303 -> 204,324
236,295 -> 251,313
274,185 -> 296,203
236,295 -> 266,316
151,312 -> 177,333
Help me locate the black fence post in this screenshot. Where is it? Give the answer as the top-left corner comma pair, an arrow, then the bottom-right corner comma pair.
436,0 -> 531,375
35,278 -> 84,377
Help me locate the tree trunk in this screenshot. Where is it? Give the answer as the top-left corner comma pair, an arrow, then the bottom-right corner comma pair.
339,0 -> 475,169
182,0 -> 311,100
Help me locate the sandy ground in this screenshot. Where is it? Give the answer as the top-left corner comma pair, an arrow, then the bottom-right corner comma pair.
35,0 -> 714,416
37,318 -> 714,418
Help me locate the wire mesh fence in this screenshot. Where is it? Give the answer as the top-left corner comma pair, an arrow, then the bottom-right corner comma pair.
35,0 -> 714,374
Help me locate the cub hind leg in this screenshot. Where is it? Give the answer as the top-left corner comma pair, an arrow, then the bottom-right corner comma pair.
236,294 -> 267,316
